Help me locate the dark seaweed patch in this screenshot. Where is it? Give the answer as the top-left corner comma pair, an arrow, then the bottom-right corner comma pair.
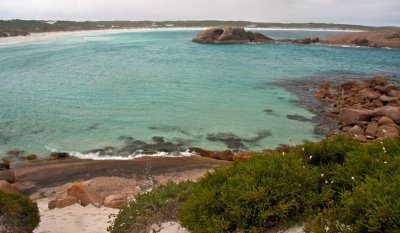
31,129 -> 44,134
148,125 -> 191,136
263,109 -> 280,116
118,136 -> 183,155
0,134 -> 11,145
87,123 -> 101,131
243,130 -> 272,143
206,132 -> 247,150
286,114 -> 313,122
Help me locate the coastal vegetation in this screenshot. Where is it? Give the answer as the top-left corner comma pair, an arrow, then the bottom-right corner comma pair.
0,190 -> 40,233
0,19 -> 394,38
109,136 -> 400,233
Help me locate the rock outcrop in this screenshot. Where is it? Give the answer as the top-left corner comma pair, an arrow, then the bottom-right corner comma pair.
103,194 -> 128,208
193,27 -> 400,48
188,148 -> 235,161
315,77 -> 400,140
192,27 -> 274,44
321,29 -> 400,48
0,180 -> 19,193
49,177 -> 141,209
0,170 -> 16,183
48,196 -> 79,209
50,152 -> 70,159
192,27 -> 324,46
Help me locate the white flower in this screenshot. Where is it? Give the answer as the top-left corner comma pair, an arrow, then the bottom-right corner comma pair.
331,180 -> 334,184
309,155 -> 313,159
321,173 -> 324,177
351,176 -> 355,180
325,180 -> 328,184
282,152 -> 285,156
384,161 -> 387,164
302,147 -> 305,151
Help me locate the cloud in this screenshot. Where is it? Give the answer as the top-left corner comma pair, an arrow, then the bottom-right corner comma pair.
0,0 -> 399,26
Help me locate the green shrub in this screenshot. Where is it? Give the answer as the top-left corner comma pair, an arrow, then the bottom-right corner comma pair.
305,167 -> 400,233
110,136 -> 400,233
296,136 -> 360,166
180,154 -> 324,233
0,190 -> 40,233
109,181 -> 194,233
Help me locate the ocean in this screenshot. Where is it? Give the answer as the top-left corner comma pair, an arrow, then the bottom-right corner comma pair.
0,29 -> 399,159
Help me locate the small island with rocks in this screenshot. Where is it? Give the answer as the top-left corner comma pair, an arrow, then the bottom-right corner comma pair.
193,27 -> 400,49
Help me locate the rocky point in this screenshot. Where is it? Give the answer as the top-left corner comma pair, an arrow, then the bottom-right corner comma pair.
315,76 -> 400,141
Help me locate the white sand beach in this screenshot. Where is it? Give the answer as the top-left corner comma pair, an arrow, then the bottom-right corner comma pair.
0,26 -> 360,46
34,199 -> 119,233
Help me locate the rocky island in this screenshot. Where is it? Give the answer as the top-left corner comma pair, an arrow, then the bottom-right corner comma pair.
192,27 -> 274,44
193,27 -> 400,49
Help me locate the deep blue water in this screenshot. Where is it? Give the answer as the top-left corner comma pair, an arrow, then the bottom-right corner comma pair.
0,29 -> 399,158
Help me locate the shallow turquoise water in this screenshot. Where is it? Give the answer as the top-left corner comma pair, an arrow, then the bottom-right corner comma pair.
0,29 -> 399,158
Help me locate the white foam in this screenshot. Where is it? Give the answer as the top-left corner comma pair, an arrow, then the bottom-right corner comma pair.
247,27 -> 363,32
83,36 -> 112,42
45,146 -> 198,160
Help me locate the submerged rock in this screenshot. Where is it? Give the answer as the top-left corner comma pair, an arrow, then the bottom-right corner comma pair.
286,114 -> 313,122
119,136 -> 183,155
206,132 -> 246,149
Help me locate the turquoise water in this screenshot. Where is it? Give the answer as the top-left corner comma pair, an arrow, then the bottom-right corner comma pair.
0,29 -> 399,158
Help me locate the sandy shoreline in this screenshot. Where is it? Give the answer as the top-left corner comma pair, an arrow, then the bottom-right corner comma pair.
9,156 -> 228,233
0,26 -> 361,46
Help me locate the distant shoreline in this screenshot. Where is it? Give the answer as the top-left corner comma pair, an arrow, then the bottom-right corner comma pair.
0,27 -> 361,45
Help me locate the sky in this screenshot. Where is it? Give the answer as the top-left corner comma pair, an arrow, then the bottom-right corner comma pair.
1,0 -> 399,26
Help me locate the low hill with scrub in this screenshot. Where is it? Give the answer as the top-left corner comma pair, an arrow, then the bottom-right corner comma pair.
0,19 -> 395,38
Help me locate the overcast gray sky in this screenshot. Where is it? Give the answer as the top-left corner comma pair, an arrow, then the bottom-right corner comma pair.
1,0 -> 399,26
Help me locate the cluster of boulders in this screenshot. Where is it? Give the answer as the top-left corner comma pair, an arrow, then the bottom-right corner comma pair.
0,160 -> 19,194
192,27 -> 274,44
2,149 -> 38,163
192,27 -> 320,45
193,27 -> 400,49
315,77 -> 400,141
48,177 -> 142,210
